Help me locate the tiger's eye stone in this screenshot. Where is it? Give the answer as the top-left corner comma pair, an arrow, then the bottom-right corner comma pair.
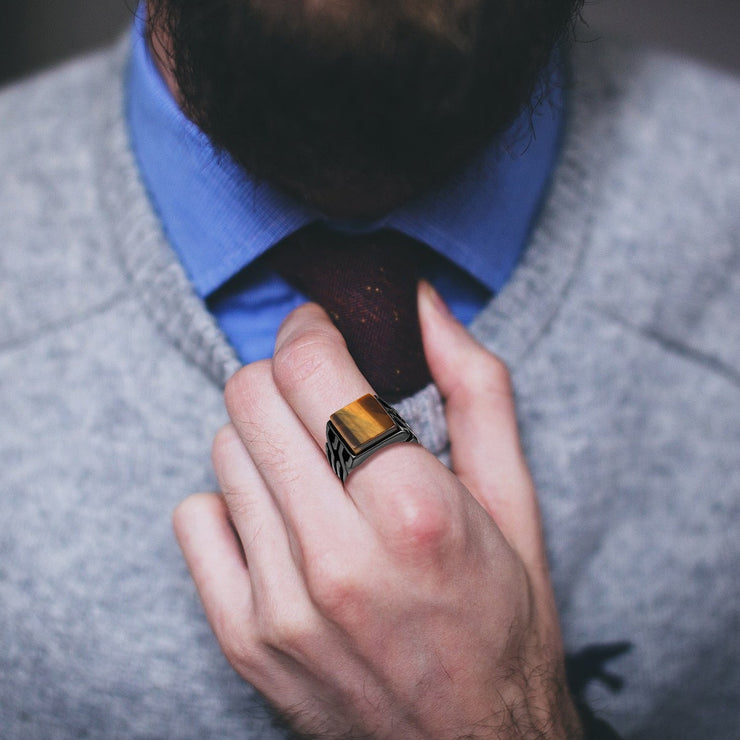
330,394 -> 396,454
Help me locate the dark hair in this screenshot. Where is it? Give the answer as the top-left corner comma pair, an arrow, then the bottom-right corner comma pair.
148,0 -> 583,212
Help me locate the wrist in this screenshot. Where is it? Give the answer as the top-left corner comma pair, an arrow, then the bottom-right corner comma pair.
485,656 -> 584,739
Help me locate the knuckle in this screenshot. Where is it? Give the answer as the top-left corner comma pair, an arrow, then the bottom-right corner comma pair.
480,351 -> 513,395
305,550 -> 363,620
388,486 -> 454,553
219,485 -> 256,523
460,350 -> 514,409
211,423 -> 239,469
486,352 -> 512,389
223,360 -> 273,419
272,326 -> 341,394
259,601 -> 317,655
214,608 -> 258,671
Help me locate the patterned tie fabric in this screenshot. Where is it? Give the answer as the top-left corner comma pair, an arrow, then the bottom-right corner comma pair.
268,224 -> 433,401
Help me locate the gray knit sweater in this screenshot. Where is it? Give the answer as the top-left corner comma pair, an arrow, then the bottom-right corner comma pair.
1,34 -> 738,739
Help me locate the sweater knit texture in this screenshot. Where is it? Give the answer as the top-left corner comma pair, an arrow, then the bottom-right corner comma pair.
1,35 -> 739,738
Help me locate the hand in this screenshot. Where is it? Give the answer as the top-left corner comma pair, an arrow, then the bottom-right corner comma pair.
174,282 -> 581,739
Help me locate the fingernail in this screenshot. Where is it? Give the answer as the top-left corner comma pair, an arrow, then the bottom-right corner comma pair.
419,279 -> 453,319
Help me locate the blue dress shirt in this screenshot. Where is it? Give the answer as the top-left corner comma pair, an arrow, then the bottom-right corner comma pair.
125,12 -> 565,365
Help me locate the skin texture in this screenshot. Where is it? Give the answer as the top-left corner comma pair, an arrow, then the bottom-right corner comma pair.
174,284 -> 582,738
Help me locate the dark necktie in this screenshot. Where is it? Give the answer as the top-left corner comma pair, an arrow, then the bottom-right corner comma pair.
268,224 -> 432,401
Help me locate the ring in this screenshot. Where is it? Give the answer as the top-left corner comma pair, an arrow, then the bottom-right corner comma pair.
326,394 -> 418,481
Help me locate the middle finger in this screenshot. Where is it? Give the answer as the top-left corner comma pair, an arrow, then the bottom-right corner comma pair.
224,357 -> 359,554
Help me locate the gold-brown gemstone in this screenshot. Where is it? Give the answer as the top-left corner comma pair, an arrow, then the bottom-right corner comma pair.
330,394 -> 396,455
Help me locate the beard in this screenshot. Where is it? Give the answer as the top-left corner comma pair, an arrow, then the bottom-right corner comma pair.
148,0 -> 583,216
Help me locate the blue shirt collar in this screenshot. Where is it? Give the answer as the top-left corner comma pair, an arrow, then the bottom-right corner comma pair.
126,11 -> 564,298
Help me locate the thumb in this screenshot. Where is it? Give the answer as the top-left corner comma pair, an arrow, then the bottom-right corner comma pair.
417,280 -> 546,566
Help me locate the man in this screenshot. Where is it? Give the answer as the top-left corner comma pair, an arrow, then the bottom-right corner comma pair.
0,1 -> 738,738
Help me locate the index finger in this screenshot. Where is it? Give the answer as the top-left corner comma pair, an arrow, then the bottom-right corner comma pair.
271,303 -> 442,493
272,303 -> 376,446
